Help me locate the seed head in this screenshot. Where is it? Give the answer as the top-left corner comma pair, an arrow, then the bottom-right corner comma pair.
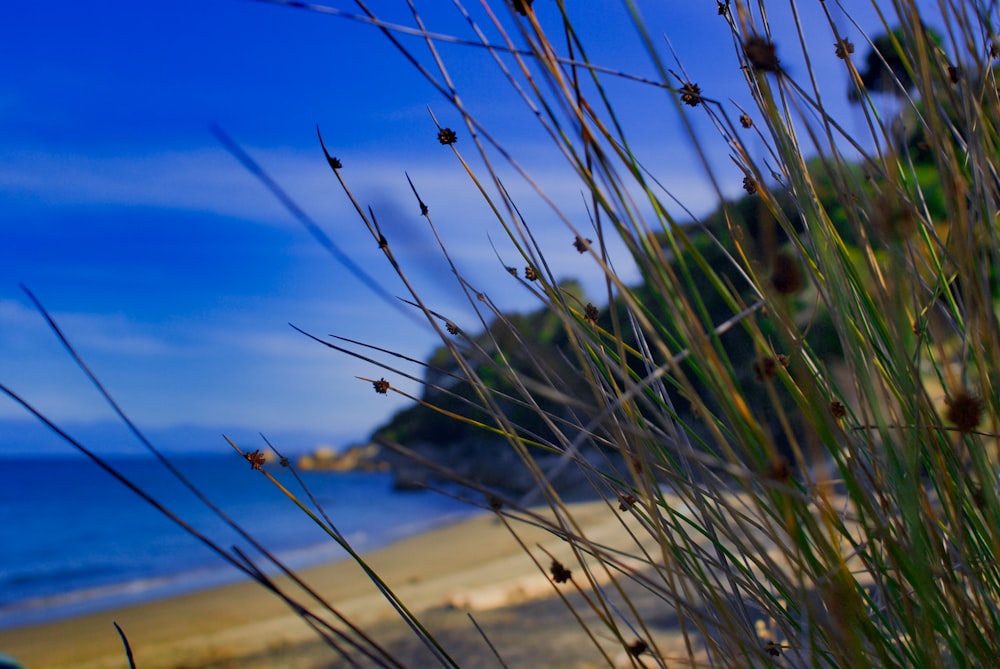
618,493 -> 637,511
948,64 -> 962,84
717,1 -> 729,16
572,236 -> 592,253
550,559 -> 572,584
246,449 -> 267,471
742,175 -> 757,194
437,127 -> 457,145
744,36 -> 780,73
505,266 -> 517,277
765,456 -> 791,483
584,303 -> 599,326
834,39 -> 855,59
524,266 -> 538,281
753,356 -> 782,382
373,378 -> 390,394
511,0 -> 533,16
830,400 -> 848,420
627,639 -> 649,656
679,81 -> 703,107
770,251 -> 804,295
446,322 -> 461,335
945,391 -> 983,433
740,113 -> 753,129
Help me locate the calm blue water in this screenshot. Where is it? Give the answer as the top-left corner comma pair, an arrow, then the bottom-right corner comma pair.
0,456 -> 472,630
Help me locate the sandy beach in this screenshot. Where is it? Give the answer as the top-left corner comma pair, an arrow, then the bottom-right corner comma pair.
0,500 -> 693,669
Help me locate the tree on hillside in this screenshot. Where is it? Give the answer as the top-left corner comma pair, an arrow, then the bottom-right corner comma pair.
848,26 -> 944,101
848,26 -> 953,163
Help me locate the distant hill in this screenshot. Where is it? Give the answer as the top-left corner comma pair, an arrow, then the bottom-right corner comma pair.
350,183 -> 831,494
0,418 -> 345,459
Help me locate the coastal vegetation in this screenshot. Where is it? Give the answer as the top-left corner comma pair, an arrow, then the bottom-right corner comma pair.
6,0 -> 1000,666
258,0 -> 1000,665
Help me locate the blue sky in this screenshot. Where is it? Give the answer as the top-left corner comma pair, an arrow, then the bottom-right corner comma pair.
0,1 -> 912,455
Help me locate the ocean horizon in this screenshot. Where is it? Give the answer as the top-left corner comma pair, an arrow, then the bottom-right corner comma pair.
0,454 -> 474,631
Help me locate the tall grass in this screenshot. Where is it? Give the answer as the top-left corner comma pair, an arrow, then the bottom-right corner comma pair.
280,0 -> 1000,665
9,0 -> 1000,666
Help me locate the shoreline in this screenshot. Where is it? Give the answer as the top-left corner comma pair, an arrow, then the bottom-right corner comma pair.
0,506 -> 476,634
0,500 -> 658,669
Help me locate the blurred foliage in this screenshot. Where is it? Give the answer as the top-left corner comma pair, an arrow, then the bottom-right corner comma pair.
371,134 -> 951,488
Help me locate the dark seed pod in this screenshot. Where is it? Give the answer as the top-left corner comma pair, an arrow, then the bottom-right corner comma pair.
770,251 -> 804,295
745,36 -> 780,73
437,128 -> 457,145
549,559 -> 571,584
945,391 -> 983,433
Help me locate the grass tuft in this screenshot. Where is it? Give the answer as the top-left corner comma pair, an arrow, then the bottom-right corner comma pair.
12,0 -> 1000,666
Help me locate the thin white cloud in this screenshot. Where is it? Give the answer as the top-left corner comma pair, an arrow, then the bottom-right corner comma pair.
0,148 -> 290,223
0,299 -> 177,357
0,298 -> 41,329
0,128 -> 728,228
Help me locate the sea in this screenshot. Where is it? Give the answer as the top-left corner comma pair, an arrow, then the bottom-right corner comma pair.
0,455 -> 474,631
